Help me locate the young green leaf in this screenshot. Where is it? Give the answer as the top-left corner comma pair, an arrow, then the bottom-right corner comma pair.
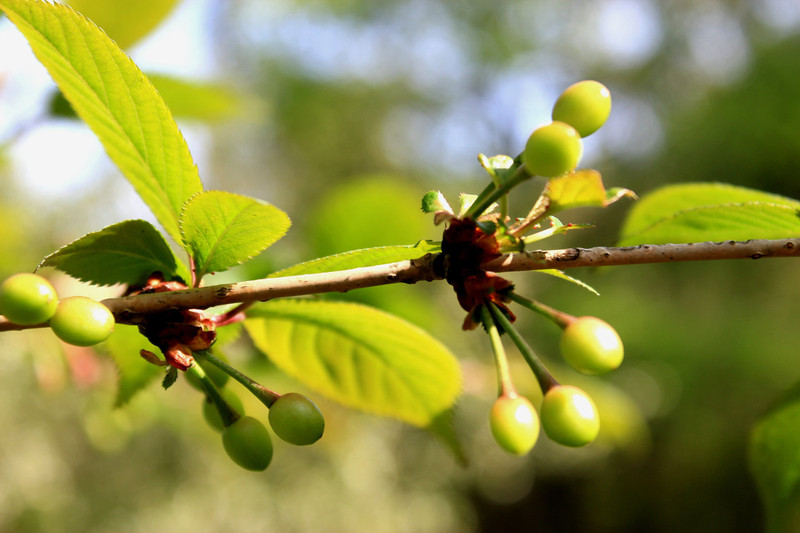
618,183 -> 800,245
66,0 -> 181,49
100,324 -> 163,406
269,241 -> 441,278
243,299 -> 462,429
0,0 -> 203,244
180,191 -> 291,281
38,220 -> 189,286
750,386 -> 800,532
543,170 -> 635,214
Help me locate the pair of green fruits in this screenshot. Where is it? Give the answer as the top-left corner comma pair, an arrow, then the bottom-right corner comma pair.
523,80 -> 612,177
0,272 -> 114,346
491,316 -> 623,455
204,390 -> 326,472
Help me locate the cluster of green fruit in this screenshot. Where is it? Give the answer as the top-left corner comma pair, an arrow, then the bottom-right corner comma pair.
486,81 -> 619,455
523,80 -> 611,177
187,354 -> 325,472
488,307 -> 623,455
0,272 -> 114,346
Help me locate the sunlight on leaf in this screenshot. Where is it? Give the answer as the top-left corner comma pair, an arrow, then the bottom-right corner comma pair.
244,299 -> 462,429
180,191 -> 291,281
67,0 -> 181,49
38,220 -> 189,286
0,0 -> 203,243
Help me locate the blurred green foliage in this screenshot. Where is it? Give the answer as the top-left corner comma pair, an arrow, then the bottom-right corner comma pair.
1,0 -> 799,531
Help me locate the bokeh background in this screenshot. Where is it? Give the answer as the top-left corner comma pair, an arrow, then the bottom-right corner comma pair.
1,0 -> 800,531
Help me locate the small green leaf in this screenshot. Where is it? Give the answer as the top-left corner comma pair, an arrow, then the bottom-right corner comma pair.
534,269 -> 599,295
101,324 -> 162,406
0,0 -> 203,243
38,220 -> 189,286
243,299 -> 462,429
544,170 -> 635,214
618,183 -> 800,245
750,386 -> 800,532
67,0 -> 180,49
270,241 -> 440,278
180,191 -> 291,280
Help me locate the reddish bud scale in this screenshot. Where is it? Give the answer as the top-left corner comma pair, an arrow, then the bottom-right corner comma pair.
439,218 -> 515,330
131,273 -> 217,371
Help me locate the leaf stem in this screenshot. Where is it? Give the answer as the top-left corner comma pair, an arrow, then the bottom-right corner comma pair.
487,302 -> 559,393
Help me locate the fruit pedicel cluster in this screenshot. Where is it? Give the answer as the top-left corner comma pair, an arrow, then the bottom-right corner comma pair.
423,81 -> 622,455
0,272 -> 325,472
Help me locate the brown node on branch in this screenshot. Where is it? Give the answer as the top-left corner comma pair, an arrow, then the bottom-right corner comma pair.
128,273 -> 217,371
439,218 -> 516,330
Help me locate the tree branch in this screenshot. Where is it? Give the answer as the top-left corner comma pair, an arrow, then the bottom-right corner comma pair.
1,237 -> 798,331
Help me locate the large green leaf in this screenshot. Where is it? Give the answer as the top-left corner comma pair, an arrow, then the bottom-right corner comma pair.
38,220 -> 189,286
101,324 -> 163,406
243,299 -> 462,429
0,0 -> 203,243
180,191 -> 291,281
50,74 -> 246,123
750,386 -> 800,532
67,0 -> 181,49
270,241 -> 441,278
618,183 -> 800,245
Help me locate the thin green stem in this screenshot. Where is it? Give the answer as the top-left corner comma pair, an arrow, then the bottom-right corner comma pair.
479,305 -> 516,397
186,363 -> 240,427
195,350 -> 281,408
487,302 -> 559,393
464,164 -> 532,220
508,292 -> 575,329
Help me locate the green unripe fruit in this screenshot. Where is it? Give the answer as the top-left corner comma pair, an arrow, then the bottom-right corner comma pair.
0,273 -> 58,325
490,394 -> 540,455
560,316 -> 624,375
552,80 -> 612,137
540,385 -> 600,447
203,387 -> 245,432
268,392 -> 325,446
222,416 -> 273,471
49,296 -> 114,346
522,121 -> 583,177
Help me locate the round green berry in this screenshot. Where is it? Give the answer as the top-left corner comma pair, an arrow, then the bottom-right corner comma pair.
202,387 -> 245,432
268,393 -> 325,446
222,416 -> 273,471
49,296 -> 114,346
522,121 -> 583,177
0,273 -> 58,325
540,385 -> 600,447
552,80 -> 612,137
560,316 -> 624,375
490,394 -> 540,455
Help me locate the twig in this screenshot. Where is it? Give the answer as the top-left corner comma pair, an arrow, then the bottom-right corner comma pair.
1,238 -> 798,331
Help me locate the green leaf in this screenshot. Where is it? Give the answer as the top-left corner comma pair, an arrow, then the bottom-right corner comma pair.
535,269 -> 599,295
750,386 -> 800,532
38,220 -> 189,286
545,169 -> 635,214
67,0 -> 181,49
270,241 -> 440,278
180,191 -> 291,280
0,0 -> 203,243
243,299 -> 462,429
101,324 -> 162,406
618,183 -> 800,245
50,74 -> 247,122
